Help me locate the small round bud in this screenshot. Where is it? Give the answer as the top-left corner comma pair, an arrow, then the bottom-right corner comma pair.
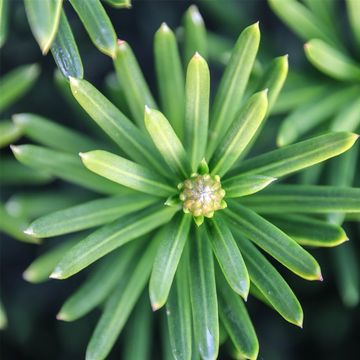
180,174 -> 226,218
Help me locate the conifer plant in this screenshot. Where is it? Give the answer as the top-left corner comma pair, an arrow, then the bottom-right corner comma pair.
9,5 -> 360,360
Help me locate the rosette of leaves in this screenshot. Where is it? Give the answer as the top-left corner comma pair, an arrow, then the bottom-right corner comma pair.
269,0 -> 360,307
11,8 -> 360,360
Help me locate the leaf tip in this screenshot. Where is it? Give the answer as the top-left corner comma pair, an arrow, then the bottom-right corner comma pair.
151,302 -> 162,312
276,134 -> 287,147
117,39 -> 127,50
49,269 -> 63,280
79,152 -> 88,161
56,311 -> 69,321
296,318 -> 304,329
22,269 -> 34,282
10,144 -> 20,155
69,76 -> 79,87
24,227 -> 35,236
144,105 -> 151,114
12,113 -> 27,127
160,22 -> 170,32
188,4 -> 203,24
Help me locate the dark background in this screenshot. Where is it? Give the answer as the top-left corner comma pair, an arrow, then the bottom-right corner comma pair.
1,1 -> 359,359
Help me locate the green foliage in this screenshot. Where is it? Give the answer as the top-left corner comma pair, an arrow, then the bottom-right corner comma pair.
0,64 -> 40,112
3,4 -> 359,359
24,0 -> 63,54
269,0 -> 360,307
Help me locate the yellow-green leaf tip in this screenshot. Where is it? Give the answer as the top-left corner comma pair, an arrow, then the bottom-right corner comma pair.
24,227 -> 35,236
79,152 -> 88,160
49,269 -> 63,280
116,39 -> 128,51
151,302 -> 162,312
22,269 -> 35,282
69,76 -> 80,88
188,5 -> 204,24
10,144 -> 20,155
12,113 -> 28,126
160,22 -> 170,32
56,312 -> 70,321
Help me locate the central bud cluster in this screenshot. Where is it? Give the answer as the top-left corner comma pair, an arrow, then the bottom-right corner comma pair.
179,174 -> 226,219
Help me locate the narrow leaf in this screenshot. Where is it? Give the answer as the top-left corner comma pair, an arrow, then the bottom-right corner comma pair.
210,90 -> 268,177
266,214 -> 348,247
149,214 -> 191,310
51,204 -> 179,279
104,0 -> 131,8
256,54 -> 289,114
103,72 -> 131,117
13,113 -> 98,153
154,23 -> 185,139
185,53 -> 210,172
58,240 -> 140,321
207,22 -> 260,158
113,40 -> 157,128
0,0 -> 9,47
69,0 -> 116,57
331,97 -> 360,132
69,77 -> 167,176
0,64 -> 40,112
0,120 -> 22,148
346,0 -> 360,46
228,132 -> 359,179
305,39 -> 360,81
233,229 -> 303,327
24,0 -> 63,54
277,87 -> 359,146
86,233 -> 160,360
225,202 -> 322,281
268,0 -> 337,47
6,190 -> 91,222
50,10 -> 83,79
80,150 -> 175,197
166,243 -> 192,360
182,5 -> 207,67
207,216 -> 249,299
0,204 -> 39,244
122,294 -> 152,360
326,142 -> 358,225
26,194 -> 156,237
332,243 -> 359,307
217,271 -> 259,360
271,83 -> 327,115
23,237 -> 79,283
0,300 -> 6,330
302,0 -> 336,32
1,157 -> 53,186
236,55 -> 289,161
11,144 -> 125,195
223,174 -> 276,198
145,107 -> 190,178
240,185 -> 360,214
189,226 -> 219,360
